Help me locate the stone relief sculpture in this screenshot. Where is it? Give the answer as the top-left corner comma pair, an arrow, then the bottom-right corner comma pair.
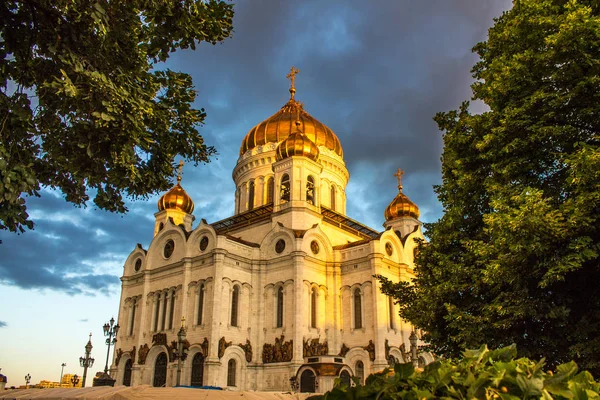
130,346 -> 136,366
364,340 -> 376,361
137,344 -> 150,365
303,338 -> 329,357
115,348 -> 123,366
152,332 -> 167,347
262,335 -> 293,363
399,343 -> 410,363
239,339 -> 253,363
338,343 -> 350,357
218,337 -> 232,359
200,337 -> 209,357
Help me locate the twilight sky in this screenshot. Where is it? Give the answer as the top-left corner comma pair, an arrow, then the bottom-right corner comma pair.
0,1 -> 512,386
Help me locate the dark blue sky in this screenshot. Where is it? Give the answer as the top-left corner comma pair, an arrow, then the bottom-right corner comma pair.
0,1 -> 512,385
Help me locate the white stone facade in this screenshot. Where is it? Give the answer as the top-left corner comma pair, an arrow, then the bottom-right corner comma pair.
113,93 -> 430,393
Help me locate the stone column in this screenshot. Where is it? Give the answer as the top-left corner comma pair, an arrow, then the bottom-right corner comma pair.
206,250 -> 226,387
369,254 -> 388,372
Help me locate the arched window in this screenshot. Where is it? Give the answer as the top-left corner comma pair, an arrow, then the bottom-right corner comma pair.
161,291 -> 167,331
129,298 -> 136,336
235,187 -> 241,214
280,174 -> 290,203
339,370 -> 351,387
248,180 -> 255,210
266,177 -> 274,204
355,361 -> 364,384
168,290 -> 175,330
191,353 -> 204,386
306,176 -> 315,205
330,185 -> 336,210
231,285 -> 240,327
153,352 -> 167,387
388,296 -> 395,330
354,288 -> 362,329
311,288 -> 317,328
197,284 -> 205,325
123,358 -> 132,386
276,287 -> 284,328
153,294 -> 160,332
227,359 -> 237,387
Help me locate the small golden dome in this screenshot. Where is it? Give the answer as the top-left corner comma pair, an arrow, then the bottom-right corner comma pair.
157,172 -> 195,214
384,169 -> 420,220
275,121 -> 320,161
240,98 -> 343,158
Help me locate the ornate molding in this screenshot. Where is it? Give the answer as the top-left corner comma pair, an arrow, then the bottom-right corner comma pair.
152,333 -> 167,347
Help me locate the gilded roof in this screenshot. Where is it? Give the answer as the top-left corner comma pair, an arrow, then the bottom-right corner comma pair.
275,121 -> 320,162
157,175 -> 194,214
239,98 -> 343,158
384,168 -> 420,220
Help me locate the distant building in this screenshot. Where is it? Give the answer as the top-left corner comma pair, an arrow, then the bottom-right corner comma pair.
113,70 -> 432,393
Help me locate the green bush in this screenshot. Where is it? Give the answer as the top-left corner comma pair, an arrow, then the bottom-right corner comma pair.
309,345 -> 600,399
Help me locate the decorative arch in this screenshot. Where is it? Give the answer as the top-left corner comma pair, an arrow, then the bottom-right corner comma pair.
222,346 -> 247,390
296,365 -> 319,393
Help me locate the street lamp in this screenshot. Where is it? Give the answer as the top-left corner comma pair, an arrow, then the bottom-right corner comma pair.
409,330 -> 419,367
174,317 -> 188,386
79,333 -> 95,387
60,363 -> 66,385
103,317 -> 119,374
24,373 -> 31,389
71,374 -> 80,387
93,317 -> 119,387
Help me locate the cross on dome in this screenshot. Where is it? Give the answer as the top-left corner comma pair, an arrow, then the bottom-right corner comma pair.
286,66 -> 300,99
394,168 -> 404,191
177,160 -> 184,183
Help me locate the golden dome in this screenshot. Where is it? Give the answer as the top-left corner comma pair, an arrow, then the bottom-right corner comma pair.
275,121 -> 320,161
384,169 -> 420,220
239,98 -> 343,158
157,175 -> 195,214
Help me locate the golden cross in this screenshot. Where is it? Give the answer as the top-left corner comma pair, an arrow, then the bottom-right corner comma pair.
394,168 -> 404,190
286,66 -> 300,90
181,316 -> 186,328
177,160 -> 184,182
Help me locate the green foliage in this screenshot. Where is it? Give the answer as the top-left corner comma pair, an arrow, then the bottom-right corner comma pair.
0,0 -> 234,232
379,0 -> 600,373
309,345 -> 600,400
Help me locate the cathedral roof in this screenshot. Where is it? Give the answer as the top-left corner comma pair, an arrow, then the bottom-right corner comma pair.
384,169 -> 420,221
275,120 -> 320,162
157,162 -> 194,214
239,67 -> 343,158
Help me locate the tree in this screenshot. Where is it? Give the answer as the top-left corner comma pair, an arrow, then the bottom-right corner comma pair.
0,0 -> 234,233
379,0 -> 600,373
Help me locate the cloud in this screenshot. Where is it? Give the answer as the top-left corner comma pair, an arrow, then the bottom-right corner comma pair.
79,319 -> 88,323
0,321 -> 7,328
0,1 -> 513,294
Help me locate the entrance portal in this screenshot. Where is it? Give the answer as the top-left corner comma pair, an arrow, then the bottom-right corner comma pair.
300,369 -> 316,393
153,352 -> 167,387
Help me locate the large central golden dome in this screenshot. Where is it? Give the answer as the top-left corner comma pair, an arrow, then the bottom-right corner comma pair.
239,97 -> 343,158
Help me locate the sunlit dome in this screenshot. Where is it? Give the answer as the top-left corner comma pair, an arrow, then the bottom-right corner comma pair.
157,168 -> 194,215
239,71 -> 343,158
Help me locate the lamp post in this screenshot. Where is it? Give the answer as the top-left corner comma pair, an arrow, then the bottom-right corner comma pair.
409,330 -> 419,367
79,333 -> 95,387
175,317 -> 188,386
60,363 -> 66,385
103,317 -> 119,374
71,374 -> 80,387
93,317 -> 119,387
24,373 -> 31,389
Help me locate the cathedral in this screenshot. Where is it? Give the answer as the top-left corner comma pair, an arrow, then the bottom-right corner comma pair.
112,68 -> 432,393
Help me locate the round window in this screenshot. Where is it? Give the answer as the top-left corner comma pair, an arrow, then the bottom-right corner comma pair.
134,259 -> 142,272
275,239 -> 286,254
385,242 -> 393,256
310,240 -> 320,255
164,239 -> 175,258
200,236 -> 209,251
